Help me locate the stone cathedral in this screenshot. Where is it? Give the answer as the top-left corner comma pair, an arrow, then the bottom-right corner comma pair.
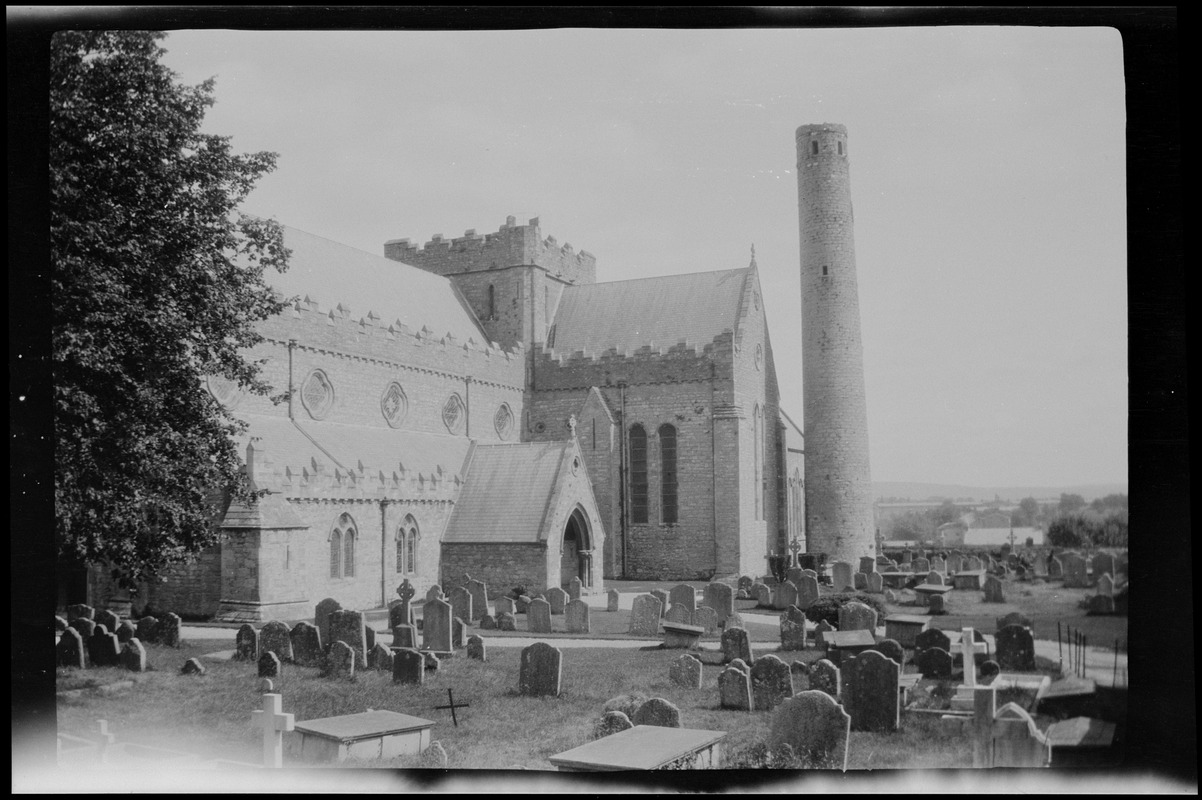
77,125 -> 887,623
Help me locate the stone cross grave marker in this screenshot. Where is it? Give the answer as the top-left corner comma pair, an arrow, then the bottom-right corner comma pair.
251,693 -> 295,768
433,688 -> 470,727
527,597 -> 553,633
768,691 -> 851,771
519,642 -> 562,697
959,627 -> 989,686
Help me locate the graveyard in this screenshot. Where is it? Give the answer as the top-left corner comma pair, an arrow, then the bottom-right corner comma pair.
55,551 -> 1129,773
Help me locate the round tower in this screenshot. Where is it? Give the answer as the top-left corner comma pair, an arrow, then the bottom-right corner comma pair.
795,123 -> 876,564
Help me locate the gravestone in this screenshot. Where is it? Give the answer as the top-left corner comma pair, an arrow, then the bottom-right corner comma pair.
632,697 -> 681,728
466,635 -> 487,661
423,651 -> 441,671
565,599 -> 591,633
567,576 -> 583,601
966,556 -> 982,571
780,609 -> 807,651
831,561 -> 854,592
603,693 -> 649,720
649,589 -> 670,617
983,574 -> 1006,603
452,617 -> 466,649
809,659 -> 841,699
751,654 -> 794,711
56,628 -> 85,669
913,557 -> 930,574
329,609 -> 369,667
593,711 -> 634,739
995,624 -> 1036,671
948,555 -> 963,573
467,577 -> 489,620
989,702 -> 1052,768
495,596 -> 516,616
449,586 -> 474,625
606,589 -> 620,612
369,642 -> 394,671
66,604 -> 95,623
692,606 -> 719,636
260,620 -> 293,663
868,638 -> 905,667
726,611 -> 746,630
364,626 -> 377,650
768,691 -> 851,770
546,586 -> 569,615
496,612 -> 517,631
853,572 -> 868,591
778,581 -> 801,611
718,661 -> 753,710
796,574 -> 820,610
838,601 -> 877,633
915,627 -> 952,653
1048,556 -> 1063,578
392,648 -> 424,685
181,657 -> 206,676
785,567 -> 805,586
97,609 -> 120,634
315,598 -> 341,646
754,583 -> 773,608
814,619 -> 837,648
88,627 -> 120,667
1096,574 -> 1114,598
867,572 -> 884,594
668,584 -> 697,612
390,623 -> 417,650
628,594 -> 663,636
996,612 -> 1032,631
916,646 -> 953,678
518,642 -> 562,697
720,626 -> 754,665
928,594 -> 946,615
423,598 -> 453,653
790,660 -> 811,692
669,654 -> 703,689
739,575 -> 755,590
859,556 -> 876,575
527,598 -> 553,633
479,614 -> 496,630
702,582 -> 734,625
157,612 -> 182,647
134,616 -> 157,643
425,584 -> 444,603
234,624 -> 258,662
664,603 -> 693,626
1061,553 -> 1089,588
258,651 -> 282,679
1089,594 -> 1116,615
901,549 -> 913,566
884,588 -> 898,603
115,620 -> 137,643
925,571 -> 944,587
515,595 -> 532,614
843,650 -> 900,732
932,556 -> 946,574
1114,554 -> 1128,578
980,660 -> 1001,681
54,615 -> 68,633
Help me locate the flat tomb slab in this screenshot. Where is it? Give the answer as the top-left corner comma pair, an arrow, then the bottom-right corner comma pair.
549,725 -> 726,771
951,571 -> 986,589
1046,717 -> 1117,748
293,710 -> 434,763
1039,676 -> 1096,700
913,584 -> 954,595
823,630 -> 877,648
661,621 -> 705,649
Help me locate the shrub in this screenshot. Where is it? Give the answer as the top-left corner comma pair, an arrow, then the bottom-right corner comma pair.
803,591 -> 888,626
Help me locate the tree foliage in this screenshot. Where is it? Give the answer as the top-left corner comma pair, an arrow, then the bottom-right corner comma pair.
51,31 -> 291,588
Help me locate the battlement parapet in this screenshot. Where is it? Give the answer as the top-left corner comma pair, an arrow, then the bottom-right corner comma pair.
384,216 -> 596,284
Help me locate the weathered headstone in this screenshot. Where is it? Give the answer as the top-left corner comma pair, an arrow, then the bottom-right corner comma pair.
628,594 -> 663,636
258,651 -> 282,679
88,628 -> 120,667
368,642 -> 394,671
843,650 -> 900,732
814,619 -> 837,648
809,659 -> 841,699
392,647 -> 424,684
315,598 -> 341,646
924,570 -> 944,587
423,651 -> 441,671
868,638 -> 905,667
831,561 -> 854,592
496,612 -> 517,631
593,711 -> 633,739
466,634 -> 486,661
160,612 -> 183,647
567,576 -> 583,601
66,604 -> 95,624
768,691 -> 851,771
467,577 -> 489,620
867,572 -> 884,594
995,624 -> 1036,671
518,642 -> 562,697
423,598 -> 453,652
795,574 -> 820,610
668,583 -> 697,612
96,609 -> 120,634
565,599 -> 591,633
966,556 -> 982,571
884,588 -> 899,603
753,583 -> 773,608
1089,594 -> 1116,615
931,556 -> 947,574
692,606 -> 719,636
260,620 -> 294,663
702,582 -> 734,625
56,628 -> 86,669
928,594 -> 946,615
1047,556 -> 1063,578
515,594 -> 532,614
235,624 -> 258,662
669,654 -> 703,689
775,581 -> 800,610
838,601 -> 878,633
751,654 -> 794,711
995,612 -> 1032,632
983,574 -> 1005,603
329,609 -> 368,667
718,661 -> 753,710
606,589 -> 620,612
181,657 -> 206,676
1096,573 -> 1114,598
914,626 -> 952,653
479,613 -> 496,630
495,596 -> 516,616
545,586 -> 569,616
425,584 -> 444,603
527,598 -> 553,633
649,588 -> 670,617
858,556 -> 876,575
913,557 -> 930,574
452,617 -> 466,649
720,626 -> 754,665
853,572 -> 868,591
780,608 -> 808,651
1061,553 -> 1089,588
449,585 -> 474,625
114,620 -> 137,643
948,555 -> 963,573
632,697 -> 681,728
664,603 -> 693,626
135,616 -> 157,643
390,623 -> 417,650
916,646 -> 954,678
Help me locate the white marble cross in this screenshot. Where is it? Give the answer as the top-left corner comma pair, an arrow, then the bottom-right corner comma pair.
960,627 -> 989,687
251,693 -> 295,768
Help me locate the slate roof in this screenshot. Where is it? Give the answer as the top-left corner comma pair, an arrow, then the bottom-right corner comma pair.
267,225 -> 491,346
443,441 -> 576,544
547,267 -> 751,357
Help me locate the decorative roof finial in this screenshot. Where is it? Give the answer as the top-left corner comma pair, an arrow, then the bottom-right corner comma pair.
750,243 -> 757,268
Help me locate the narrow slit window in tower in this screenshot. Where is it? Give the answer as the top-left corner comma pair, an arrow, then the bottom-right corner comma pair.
811,140 -> 819,156
838,141 -> 844,156
823,266 -> 828,276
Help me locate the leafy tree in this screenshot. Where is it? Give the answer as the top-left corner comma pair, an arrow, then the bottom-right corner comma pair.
1017,496 -> 1041,525
1046,515 -> 1087,548
1057,493 -> 1087,515
931,500 -> 966,527
52,31 -> 291,589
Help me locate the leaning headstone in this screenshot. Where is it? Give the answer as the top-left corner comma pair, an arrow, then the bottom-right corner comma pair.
466,635 -> 487,661
843,650 -> 900,732
853,572 -> 868,591
751,654 -> 794,712
259,620 -> 293,663
368,642 -> 393,672
527,598 -> 553,634
868,638 -> 905,667
692,606 -> 719,636
449,585 -> 474,625
1061,553 -> 1089,588
628,594 -> 663,636
809,659 -> 841,699
796,574 -> 820,610
467,577 -> 489,620
495,596 -> 516,616
983,575 -> 1005,603
234,624 -> 258,662
567,576 -> 583,601
88,628 -> 120,667
546,586 -> 569,616
565,599 -> 591,634
995,624 -> 1036,671
593,711 -> 634,739
258,651 -> 282,679
632,697 -> 681,728
390,647 -> 423,684
780,609 -> 808,651
329,609 -> 368,667
66,604 -> 95,624
496,612 -> 517,632
702,582 -> 734,625
668,584 -> 697,613
452,617 -> 467,649
720,626 -> 754,664
315,598 -> 341,646
719,661 -> 753,710
649,589 -> 670,617
831,561 -> 854,592
56,628 -> 85,669
664,603 -> 693,626
423,598 -> 453,653
134,616 -> 157,643
518,642 -> 562,697
916,646 -> 953,679
606,589 -> 620,612
96,609 -> 120,634
115,620 -> 137,643
838,601 -> 877,633
669,654 -> 703,689
180,657 -> 206,676
768,691 -> 851,771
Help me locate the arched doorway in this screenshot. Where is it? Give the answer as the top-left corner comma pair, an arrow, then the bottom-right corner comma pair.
560,507 -> 592,587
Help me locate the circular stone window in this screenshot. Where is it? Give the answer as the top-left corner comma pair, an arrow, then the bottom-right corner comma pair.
205,374 -> 244,410
494,403 -> 514,440
442,393 -> 466,435
381,382 -> 408,428
754,343 -> 764,371
300,369 -> 335,420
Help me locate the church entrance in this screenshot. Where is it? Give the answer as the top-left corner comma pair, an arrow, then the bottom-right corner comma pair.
559,508 -> 592,587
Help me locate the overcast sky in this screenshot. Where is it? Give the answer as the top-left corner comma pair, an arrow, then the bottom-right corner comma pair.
156,25 -> 1127,490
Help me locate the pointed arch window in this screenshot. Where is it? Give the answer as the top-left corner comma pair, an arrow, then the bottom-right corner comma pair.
396,515 -> 419,574
331,513 -> 356,579
629,424 -> 648,524
659,423 -> 678,524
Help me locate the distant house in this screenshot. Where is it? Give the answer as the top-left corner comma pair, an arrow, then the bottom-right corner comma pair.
937,510 -> 1042,548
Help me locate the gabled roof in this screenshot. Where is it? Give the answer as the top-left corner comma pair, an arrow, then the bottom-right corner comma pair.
268,225 -> 490,346
443,441 -> 576,544
548,267 -> 751,357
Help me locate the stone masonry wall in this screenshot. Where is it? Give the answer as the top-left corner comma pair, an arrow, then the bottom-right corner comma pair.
440,543 -> 548,601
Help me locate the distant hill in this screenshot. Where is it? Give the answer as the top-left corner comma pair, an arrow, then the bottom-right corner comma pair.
873,481 -> 1127,503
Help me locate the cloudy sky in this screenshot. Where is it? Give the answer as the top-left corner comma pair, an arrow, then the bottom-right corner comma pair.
155,24 -> 1127,490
